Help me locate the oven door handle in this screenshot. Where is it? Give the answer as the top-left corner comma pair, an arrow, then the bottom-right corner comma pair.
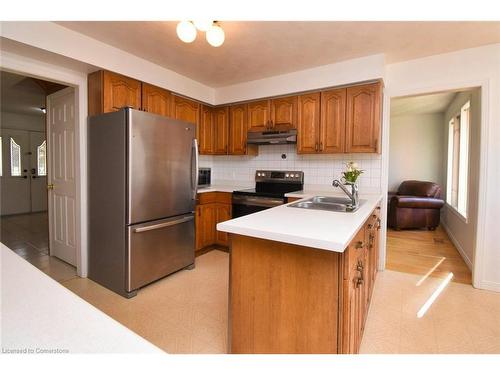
232,196 -> 285,208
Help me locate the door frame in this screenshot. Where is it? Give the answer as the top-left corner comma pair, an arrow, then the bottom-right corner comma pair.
380,78 -> 490,291
1,52 -> 88,277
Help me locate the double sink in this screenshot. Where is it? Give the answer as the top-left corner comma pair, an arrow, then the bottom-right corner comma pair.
288,196 -> 364,213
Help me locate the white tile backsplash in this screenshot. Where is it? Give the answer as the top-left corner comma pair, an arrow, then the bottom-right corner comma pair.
199,144 -> 382,193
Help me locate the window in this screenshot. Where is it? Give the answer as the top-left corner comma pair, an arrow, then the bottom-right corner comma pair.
446,101 -> 470,218
10,137 -> 21,177
37,140 -> 47,176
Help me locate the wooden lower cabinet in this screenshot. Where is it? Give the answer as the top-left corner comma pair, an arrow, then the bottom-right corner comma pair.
195,192 -> 232,251
229,208 -> 380,354
341,208 -> 380,354
215,204 -> 231,246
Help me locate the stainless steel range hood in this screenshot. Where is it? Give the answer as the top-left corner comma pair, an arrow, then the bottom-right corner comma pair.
247,129 -> 297,145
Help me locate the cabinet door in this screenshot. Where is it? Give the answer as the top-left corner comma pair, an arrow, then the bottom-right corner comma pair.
196,204 -> 216,250
229,104 -> 248,155
173,96 -> 200,142
199,105 -> 214,155
345,82 -> 381,153
215,204 -> 231,246
214,106 -> 229,155
271,96 -> 297,129
141,83 -> 172,117
297,93 -> 321,154
247,100 -> 270,132
320,88 -> 346,153
103,71 -> 142,113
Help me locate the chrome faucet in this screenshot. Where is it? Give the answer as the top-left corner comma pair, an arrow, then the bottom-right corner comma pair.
332,179 -> 359,211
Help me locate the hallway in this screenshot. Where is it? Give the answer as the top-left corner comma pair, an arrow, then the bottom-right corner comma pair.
386,226 -> 472,284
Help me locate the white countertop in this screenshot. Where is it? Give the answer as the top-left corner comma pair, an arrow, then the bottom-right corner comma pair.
1,244 -> 163,354
217,193 -> 382,252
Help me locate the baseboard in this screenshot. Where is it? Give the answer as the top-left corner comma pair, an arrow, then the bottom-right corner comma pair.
477,280 -> 500,293
440,221 -> 473,271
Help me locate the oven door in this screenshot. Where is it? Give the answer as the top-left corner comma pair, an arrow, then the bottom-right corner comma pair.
232,195 -> 285,218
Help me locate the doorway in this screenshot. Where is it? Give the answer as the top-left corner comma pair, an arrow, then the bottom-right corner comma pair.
386,87 -> 480,285
0,70 -> 77,281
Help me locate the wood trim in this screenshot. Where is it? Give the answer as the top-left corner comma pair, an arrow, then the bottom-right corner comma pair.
87,70 -> 103,116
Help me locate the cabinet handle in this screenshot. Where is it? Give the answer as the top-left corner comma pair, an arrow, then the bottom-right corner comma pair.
320,142 -> 323,151
356,277 -> 364,288
356,260 -> 364,272
355,241 -> 364,249
315,143 -> 319,152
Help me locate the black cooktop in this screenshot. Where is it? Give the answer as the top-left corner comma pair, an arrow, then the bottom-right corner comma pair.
233,170 -> 304,198
232,187 -> 302,199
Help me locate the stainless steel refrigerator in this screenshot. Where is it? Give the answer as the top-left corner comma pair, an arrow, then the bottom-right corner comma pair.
88,108 -> 198,298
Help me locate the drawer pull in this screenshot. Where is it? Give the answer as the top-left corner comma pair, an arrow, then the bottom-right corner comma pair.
355,241 -> 364,249
134,216 -> 194,233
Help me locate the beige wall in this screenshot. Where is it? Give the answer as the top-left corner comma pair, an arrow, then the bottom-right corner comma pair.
389,113 -> 445,192
441,89 -> 481,268
1,112 -> 45,132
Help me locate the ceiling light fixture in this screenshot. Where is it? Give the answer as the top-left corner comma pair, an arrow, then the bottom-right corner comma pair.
176,21 -> 225,47
206,22 -> 225,47
176,21 -> 197,43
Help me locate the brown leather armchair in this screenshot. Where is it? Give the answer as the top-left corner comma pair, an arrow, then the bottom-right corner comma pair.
388,180 -> 445,230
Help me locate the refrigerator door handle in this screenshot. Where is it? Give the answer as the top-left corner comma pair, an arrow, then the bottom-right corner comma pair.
192,138 -> 199,201
133,216 -> 194,233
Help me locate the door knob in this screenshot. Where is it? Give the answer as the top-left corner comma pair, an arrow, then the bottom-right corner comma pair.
47,183 -> 55,190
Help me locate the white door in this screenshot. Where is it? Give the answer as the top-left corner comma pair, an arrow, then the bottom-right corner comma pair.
0,129 -> 31,215
47,87 -> 77,266
29,131 -> 48,212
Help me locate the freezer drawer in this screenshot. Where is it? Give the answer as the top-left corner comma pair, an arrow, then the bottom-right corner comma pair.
127,214 -> 195,292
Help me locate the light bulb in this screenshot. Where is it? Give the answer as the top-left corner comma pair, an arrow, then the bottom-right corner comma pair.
193,20 -> 213,32
176,21 -> 197,43
206,23 -> 225,47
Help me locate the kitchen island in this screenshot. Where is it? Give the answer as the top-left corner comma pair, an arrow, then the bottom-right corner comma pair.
217,194 -> 382,354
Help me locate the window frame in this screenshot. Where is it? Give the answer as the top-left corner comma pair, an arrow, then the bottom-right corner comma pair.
445,100 -> 470,222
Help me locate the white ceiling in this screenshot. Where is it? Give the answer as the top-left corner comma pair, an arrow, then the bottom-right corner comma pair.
390,91 -> 459,117
1,71 -> 46,116
56,21 -> 500,87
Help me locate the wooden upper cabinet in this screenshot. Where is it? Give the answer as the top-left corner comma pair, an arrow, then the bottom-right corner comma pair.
172,95 -> 200,142
320,88 -> 346,153
172,95 -> 200,125
213,106 -> 229,155
345,82 -> 381,153
199,105 -> 214,155
247,100 -> 270,132
141,82 -> 172,117
229,104 -> 248,155
271,96 -> 297,129
88,70 -> 142,115
297,93 -> 321,154
103,71 -> 142,113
